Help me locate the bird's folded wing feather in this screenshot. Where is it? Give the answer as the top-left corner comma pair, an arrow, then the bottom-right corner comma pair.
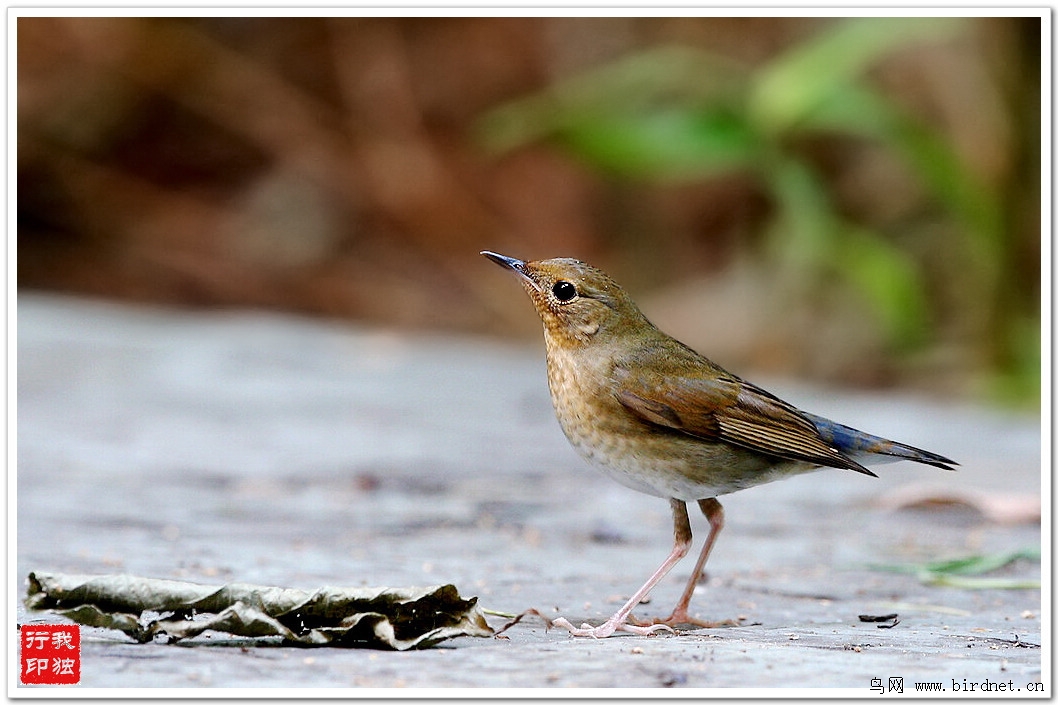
613,361 -> 874,476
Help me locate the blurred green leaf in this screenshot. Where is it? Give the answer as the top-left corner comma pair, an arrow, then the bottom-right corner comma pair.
799,80 -> 1009,353
807,81 -> 1004,302
798,81 -> 900,138
807,81 -> 1004,261
476,93 -> 562,154
750,17 -> 965,135
764,157 -> 836,272
890,115 -> 1005,296
765,159 -> 929,348
555,108 -> 760,179
987,314 -> 1042,408
477,45 -> 747,155
834,225 -> 929,348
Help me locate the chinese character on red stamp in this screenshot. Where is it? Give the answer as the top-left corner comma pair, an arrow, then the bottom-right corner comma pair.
20,624 -> 81,685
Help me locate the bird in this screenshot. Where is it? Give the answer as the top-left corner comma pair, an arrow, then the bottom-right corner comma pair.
481,250 -> 957,638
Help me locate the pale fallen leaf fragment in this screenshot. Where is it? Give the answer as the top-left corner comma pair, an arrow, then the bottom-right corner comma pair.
25,572 -> 493,650
875,483 -> 1040,525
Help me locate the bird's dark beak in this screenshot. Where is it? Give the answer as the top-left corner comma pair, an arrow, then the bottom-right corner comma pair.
481,250 -> 540,291
481,250 -> 525,272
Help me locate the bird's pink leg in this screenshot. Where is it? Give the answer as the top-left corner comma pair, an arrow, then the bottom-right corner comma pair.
638,497 -> 738,628
551,498 -> 691,638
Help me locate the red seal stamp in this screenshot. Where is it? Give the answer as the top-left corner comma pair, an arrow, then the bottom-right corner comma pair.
20,624 -> 80,685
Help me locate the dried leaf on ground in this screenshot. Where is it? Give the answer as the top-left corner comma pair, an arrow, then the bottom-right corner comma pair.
875,483 -> 1041,525
25,572 -> 494,650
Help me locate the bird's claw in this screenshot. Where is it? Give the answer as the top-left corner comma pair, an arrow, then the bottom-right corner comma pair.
628,610 -> 741,630
550,616 -> 675,638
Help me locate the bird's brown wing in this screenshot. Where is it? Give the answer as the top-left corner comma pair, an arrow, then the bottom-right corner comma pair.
612,357 -> 874,476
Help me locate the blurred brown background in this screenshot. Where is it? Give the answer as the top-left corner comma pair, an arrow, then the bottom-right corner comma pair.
17,17 -> 1041,405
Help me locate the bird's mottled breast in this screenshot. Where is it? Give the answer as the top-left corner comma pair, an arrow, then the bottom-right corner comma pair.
544,336 -> 629,443
543,333 -> 692,497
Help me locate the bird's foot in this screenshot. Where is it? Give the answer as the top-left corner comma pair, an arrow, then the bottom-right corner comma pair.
550,616 -> 675,638
629,608 -> 741,630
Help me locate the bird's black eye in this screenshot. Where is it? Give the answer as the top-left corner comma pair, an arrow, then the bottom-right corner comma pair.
552,281 -> 577,303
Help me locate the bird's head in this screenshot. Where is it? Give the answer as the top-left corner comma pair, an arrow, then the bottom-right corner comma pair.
481,251 -> 650,346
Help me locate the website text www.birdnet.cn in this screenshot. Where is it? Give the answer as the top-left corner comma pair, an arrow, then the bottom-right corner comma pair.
869,676 -> 1045,694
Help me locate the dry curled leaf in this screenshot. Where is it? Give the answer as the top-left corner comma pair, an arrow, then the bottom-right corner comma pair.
875,483 -> 1040,525
25,572 -> 493,650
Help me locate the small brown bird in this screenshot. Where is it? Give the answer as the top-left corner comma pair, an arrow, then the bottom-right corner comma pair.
482,251 -> 956,638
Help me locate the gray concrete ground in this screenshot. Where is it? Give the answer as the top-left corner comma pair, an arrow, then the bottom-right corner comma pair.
14,293 -> 1044,692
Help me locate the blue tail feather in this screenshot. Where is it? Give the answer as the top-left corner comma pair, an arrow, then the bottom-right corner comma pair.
804,413 -> 957,471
